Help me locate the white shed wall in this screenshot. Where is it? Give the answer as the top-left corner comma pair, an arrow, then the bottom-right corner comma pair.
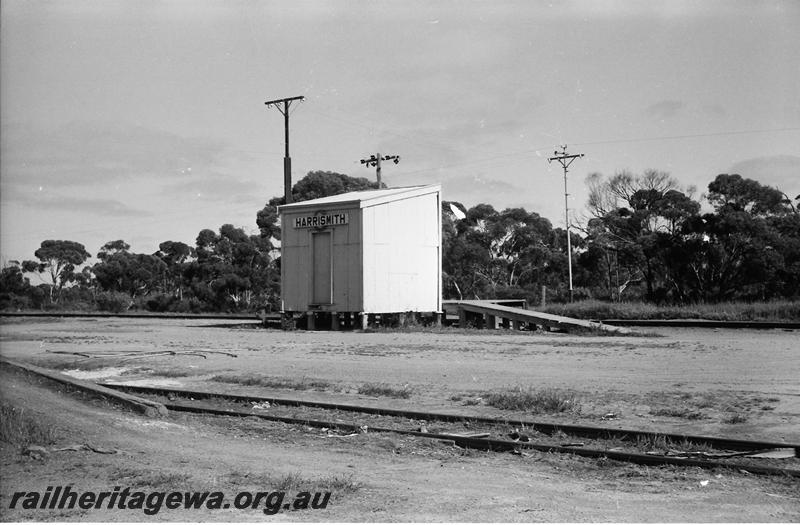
362,191 -> 441,313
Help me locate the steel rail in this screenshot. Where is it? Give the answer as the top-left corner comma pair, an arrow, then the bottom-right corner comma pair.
0,312 -> 265,321
100,383 -> 800,454
163,400 -> 800,478
599,319 -> 800,329
3,312 -> 798,329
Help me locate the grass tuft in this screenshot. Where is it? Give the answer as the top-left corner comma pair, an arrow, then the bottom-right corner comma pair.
139,472 -> 191,488
36,359 -> 118,372
227,471 -> 362,494
149,368 -> 193,378
210,374 -> 332,391
271,471 -> 307,491
357,382 -> 414,399
0,403 -> 58,445
542,299 -> 800,322
722,412 -> 748,424
317,473 -> 362,494
649,407 -> 706,420
634,435 -> 716,454
113,467 -> 191,488
484,386 -> 580,414
636,434 -> 671,454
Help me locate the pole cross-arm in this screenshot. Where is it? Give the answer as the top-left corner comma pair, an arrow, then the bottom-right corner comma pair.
360,154 -> 379,167
360,152 -> 401,187
264,95 -> 304,113
548,152 -> 584,171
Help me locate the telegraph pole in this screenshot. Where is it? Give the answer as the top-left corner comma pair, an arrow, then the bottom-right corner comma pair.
548,145 -> 584,302
359,153 -> 400,187
265,95 -> 304,204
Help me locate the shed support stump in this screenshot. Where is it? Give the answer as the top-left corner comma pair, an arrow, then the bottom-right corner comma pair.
511,319 -> 521,331
501,317 -> 510,330
331,312 -> 339,331
485,314 -> 496,329
458,307 -> 467,328
307,312 -> 316,331
435,312 -> 442,328
360,313 -> 369,330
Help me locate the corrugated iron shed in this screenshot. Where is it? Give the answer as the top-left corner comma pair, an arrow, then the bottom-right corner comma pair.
278,185 -> 441,318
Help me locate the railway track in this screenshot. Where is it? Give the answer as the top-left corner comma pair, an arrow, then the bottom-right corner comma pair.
101,383 -> 800,477
3,311 -> 798,329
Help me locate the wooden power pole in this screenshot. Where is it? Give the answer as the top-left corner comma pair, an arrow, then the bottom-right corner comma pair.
265,95 -> 304,203
548,145 -> 584,303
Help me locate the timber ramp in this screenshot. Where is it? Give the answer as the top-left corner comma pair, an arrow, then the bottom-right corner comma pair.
443,300 -> 632,335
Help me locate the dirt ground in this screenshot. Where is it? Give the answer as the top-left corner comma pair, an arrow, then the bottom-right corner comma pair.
0,316 -> 798,521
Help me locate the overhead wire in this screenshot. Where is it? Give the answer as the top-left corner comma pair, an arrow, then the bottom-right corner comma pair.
304,107 -> 465,157
297,105 -> 800,179
572,127 -> 800,147
386,127 -> 800,179
4,118 -> 797,255
12,125 -> 798,238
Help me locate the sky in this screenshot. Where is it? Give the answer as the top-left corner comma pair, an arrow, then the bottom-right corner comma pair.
2,0 -> 799,265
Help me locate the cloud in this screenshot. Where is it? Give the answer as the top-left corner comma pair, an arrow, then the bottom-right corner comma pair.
372,116 -> 531,170
644,100 -> 685,120
565,1 -> 738,19
162,172 -> 269,205
437,174 -> 527,209
1,120 -> 231,189
702,103 -> 727,118
6,188 -> 152,218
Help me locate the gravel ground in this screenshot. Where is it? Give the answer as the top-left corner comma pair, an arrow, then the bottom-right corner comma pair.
1,316 -> 798,521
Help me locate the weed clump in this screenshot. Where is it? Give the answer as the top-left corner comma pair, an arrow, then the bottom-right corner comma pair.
149,368 -> 193,378
112,467 -> 190,488
209,374 -> 332,391
0,403 -> 58,445
357,383 -> 414,399
484,386 -> 580,414
35,359 -> 117,372
542,299 -> 800,322
271,472 -> 307,491
228,471 -> 361,494
649,407 -> 706,420
317,473 -> 362,494
722,412 -> 748,424
636,434 -> 671,454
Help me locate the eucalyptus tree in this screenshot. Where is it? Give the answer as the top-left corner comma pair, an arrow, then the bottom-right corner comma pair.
26,240 -> 91,303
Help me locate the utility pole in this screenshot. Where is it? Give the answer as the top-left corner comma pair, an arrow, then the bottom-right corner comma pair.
264,95 -> 304,204
548,145 -> 584,303
361,153 -> 400,189
360,153 -> 400,188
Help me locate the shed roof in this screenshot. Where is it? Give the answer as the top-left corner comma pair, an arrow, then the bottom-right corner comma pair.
277,184 -> 440,212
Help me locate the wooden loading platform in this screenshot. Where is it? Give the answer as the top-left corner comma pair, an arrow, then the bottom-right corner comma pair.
443,300 -> 632,335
